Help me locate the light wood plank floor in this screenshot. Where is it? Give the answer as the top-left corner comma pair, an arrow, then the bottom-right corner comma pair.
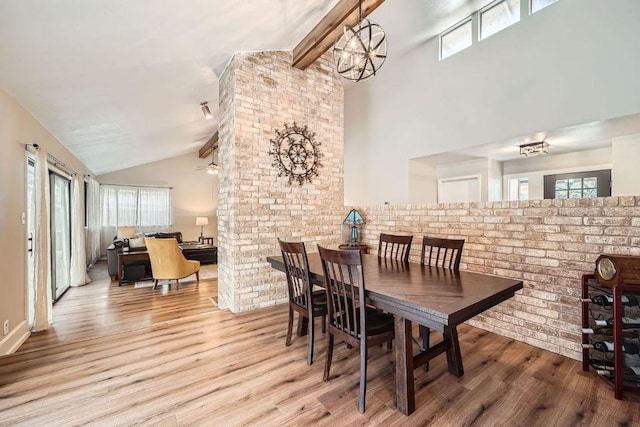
1,261 -> 639,426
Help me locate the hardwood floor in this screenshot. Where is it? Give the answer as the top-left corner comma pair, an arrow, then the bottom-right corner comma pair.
1,261 -> 639,426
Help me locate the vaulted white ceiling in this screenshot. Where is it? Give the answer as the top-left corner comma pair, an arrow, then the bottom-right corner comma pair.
3,0 -> 629,176
0,0 -> 346,175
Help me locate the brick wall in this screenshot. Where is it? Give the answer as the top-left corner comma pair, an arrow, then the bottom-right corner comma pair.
356,197 -> 640,360
217,51 -> 344,312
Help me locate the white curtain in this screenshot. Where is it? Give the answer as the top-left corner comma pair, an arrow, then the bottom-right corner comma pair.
70,177 -> 89,287
87,177 -> 101,263
32,148 -> 51,331
101,185 -> 172,228
138,187 -> 171,226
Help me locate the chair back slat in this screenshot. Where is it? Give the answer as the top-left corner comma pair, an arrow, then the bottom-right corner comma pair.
278,239 -> 312,310
420,236 -> 465,270
318,245 -> 365,339
378,233 -> 413,263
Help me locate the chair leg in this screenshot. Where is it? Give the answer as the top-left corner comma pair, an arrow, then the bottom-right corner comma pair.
196,271 -> 200,282
324,334 -> 334,381
153,279 -> 158,290
286,307 -> 294,346
321,315 -> 326,333
307,314 -> 314,366
176,279 -> 180,290
359,343 -> 368,413
419,325 -> 431,371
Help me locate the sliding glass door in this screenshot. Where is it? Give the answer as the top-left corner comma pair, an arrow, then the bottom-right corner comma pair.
26,158 -> 35,325
50,172 -> 71,302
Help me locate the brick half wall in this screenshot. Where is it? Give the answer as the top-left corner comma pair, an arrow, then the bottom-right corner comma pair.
356,196 -> 640,360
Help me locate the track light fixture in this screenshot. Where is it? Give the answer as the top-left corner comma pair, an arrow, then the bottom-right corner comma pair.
201,102 -> 213,120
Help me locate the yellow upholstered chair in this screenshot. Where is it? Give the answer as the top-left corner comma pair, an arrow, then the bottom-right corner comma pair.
144,238 -> 200,290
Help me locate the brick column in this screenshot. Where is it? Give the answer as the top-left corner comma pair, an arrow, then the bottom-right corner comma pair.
217,51 -> 344,312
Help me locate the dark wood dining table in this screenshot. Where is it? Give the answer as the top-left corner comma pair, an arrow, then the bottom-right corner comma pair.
267,252 -> 523,415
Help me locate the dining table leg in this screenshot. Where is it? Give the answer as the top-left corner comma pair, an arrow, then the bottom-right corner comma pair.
444,325 -> 464,377
394,315 -> 415,415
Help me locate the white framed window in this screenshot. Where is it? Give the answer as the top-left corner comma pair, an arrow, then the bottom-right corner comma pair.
480,0 -> 520,40
101,185 -> 172,227
544,170 -> 610,200
531,0 -> 558,14
440,18 -> 472,60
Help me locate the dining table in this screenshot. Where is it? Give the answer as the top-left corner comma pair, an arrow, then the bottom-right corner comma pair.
267,252 -> 523,415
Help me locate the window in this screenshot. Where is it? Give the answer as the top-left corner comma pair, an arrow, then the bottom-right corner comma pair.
101,185 -> 172,227
480,0 -> 520,40
440,18 -> 472,60
543,170 -> 611,199
508,177 -> 529,201
531,0 -> 558,14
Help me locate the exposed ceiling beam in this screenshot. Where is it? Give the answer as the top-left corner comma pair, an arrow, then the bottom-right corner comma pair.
198,131 -> 219,159
292,0 -> 386,70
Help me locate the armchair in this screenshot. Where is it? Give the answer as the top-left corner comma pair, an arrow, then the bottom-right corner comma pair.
144,238 -> 200,290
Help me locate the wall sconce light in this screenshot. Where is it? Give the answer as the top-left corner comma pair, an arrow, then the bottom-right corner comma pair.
343,209 -> 365,246
201,102 -> 213,120
520,141 -> 549,157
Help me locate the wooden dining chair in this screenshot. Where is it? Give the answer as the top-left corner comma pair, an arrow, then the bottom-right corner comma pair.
278,239 -> 327,365
318,245 -> 395,413
418,236 -> 465,370
420,236 -> 464,269
378,233 -> 413,262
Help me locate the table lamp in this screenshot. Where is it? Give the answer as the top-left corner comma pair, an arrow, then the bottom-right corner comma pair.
196,216 -> 208,238
343,209 -> 364,246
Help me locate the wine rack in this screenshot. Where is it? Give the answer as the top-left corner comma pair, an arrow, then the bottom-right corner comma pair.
581,274 -> 640,399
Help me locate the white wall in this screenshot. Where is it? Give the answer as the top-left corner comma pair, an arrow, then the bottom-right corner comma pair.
408,158 -> 437,204
0,87 -> 92,355
344,0 -> 640,205
97,152 -> 218,250
487,158 -> 503,201
612,134 -> 640,196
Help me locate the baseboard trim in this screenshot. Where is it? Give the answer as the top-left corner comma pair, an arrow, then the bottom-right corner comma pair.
0,320 -> 30,355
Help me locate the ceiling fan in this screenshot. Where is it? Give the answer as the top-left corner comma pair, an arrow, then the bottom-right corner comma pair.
196,150 -> 219,175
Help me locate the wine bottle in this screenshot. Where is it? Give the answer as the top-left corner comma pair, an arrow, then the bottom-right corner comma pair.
581,327 -> 639,339
623,341 -> 640,355
589,357 -> 614,371
592,341 -> 615,353
621,317 -> 640,328
588,340 -> 640,355
593,366 -> 640,381
581,294 -> 639,307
